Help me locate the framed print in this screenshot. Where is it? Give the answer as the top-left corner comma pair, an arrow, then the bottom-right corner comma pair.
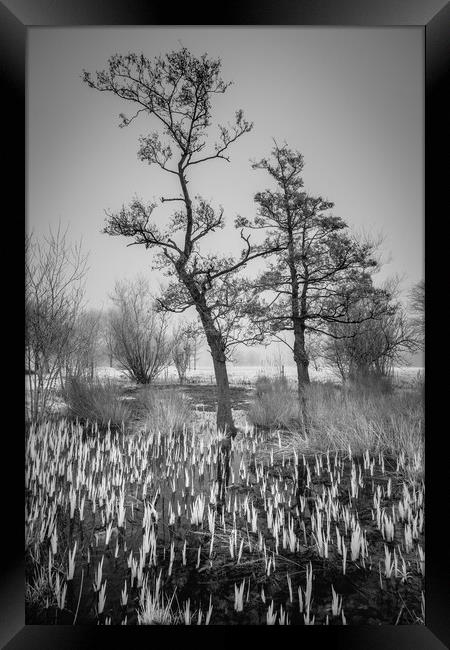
3,0 -> 448,647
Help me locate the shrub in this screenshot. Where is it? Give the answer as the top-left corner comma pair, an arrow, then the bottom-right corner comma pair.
63,376 -> 132,428
139,388 -> 192,434
108,277 -> 171,384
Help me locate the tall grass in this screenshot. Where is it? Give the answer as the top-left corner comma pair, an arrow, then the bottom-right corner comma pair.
248,376 -> 302,430
138,388 -> 193,434
63,376 -> 132,428
306,381 -> 424,460
248,376 -> 424,464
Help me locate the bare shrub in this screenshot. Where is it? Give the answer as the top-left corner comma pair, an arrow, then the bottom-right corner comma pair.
25,225 -> 88,421
325,278 -> 421,382
108,277 -> 171,384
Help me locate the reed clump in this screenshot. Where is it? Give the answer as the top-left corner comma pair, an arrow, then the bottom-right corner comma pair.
139,388 -> 193,434
248,375 -> 302,430
63,376 -> 132,429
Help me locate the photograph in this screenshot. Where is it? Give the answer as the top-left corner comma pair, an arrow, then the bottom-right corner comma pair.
24,25 -> 426,628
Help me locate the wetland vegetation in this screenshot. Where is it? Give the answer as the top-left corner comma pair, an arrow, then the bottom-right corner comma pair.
25,42 -> 425,627
25,373 -> 424,626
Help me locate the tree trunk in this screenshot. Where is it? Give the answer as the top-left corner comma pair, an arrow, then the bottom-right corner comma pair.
217,438 -> 231,503
197,307 -> 237,437
285,210 -> 310,435
293,319 -> 310,385
177,259 -> 237,436
293,319 -> 310,435
211,353 -> 237,437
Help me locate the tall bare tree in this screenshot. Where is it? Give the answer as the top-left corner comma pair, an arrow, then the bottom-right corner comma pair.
83,48 -> 277,435
25,226 -> 88,420
108,277 -> 171,384
239,143 -> 381,429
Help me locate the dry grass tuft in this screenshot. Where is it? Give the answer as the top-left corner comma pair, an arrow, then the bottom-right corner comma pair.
63,376 -> 132,428
247,375 -> 302,430
139,388 -> 193,434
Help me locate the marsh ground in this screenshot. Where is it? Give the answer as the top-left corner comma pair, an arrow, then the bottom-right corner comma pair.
25,368 -> 424,626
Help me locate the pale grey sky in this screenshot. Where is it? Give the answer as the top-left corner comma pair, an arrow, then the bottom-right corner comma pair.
27,27 -> 424,364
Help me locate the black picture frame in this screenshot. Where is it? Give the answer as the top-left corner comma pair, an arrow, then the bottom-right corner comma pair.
3,1 -> 448,647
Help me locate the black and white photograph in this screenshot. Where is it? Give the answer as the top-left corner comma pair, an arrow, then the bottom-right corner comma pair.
24,24 -> 428,629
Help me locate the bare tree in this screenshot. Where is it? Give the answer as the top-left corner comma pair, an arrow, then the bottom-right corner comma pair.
324,278 -> 421,382
108,276 -> 171,384
101,307 -> 117,367
171,324 -> 195,383
408,279 -> 425,348
240,143 -> 380,429
186,324 -> 203,371
83,48 -> 278,435
25,225 -> 88,420
62,309 -> 102,383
